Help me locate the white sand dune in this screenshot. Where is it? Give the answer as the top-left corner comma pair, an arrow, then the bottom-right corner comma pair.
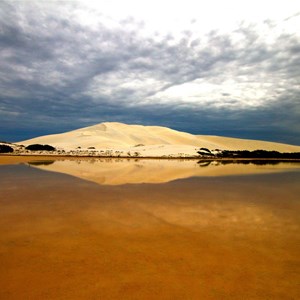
19,122 -> 300,154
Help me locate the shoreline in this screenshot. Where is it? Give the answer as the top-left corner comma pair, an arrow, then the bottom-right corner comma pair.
1,153 -> 300,163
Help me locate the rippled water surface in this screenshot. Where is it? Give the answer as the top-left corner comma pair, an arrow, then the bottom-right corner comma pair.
0,158 -> 299,299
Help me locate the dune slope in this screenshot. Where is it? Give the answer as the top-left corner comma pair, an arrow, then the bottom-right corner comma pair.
19,122 -> 300,153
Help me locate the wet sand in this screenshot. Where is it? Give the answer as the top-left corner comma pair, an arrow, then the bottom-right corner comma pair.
0,162 -> 299,299
0,155 -> 49,165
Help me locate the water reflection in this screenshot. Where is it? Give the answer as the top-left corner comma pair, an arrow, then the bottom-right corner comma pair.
27,160 -> 55,166
0,162 -> 299,299
26,158 -> 300,185
198,159 -> 285,166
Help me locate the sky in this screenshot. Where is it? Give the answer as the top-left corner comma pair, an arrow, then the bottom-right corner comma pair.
0,0 -> 300,144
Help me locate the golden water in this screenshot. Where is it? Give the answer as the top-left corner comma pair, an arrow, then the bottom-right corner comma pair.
0,159 -> 299,299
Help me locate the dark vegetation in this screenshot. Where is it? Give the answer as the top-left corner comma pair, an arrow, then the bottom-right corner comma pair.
198,160 -> 284,167
28,160 -> 55,166
25,144 -> 56,151
197,149 -> 300,159
0,144 -> 14,153
198,148 -> 214,156
200,147 -> 211,153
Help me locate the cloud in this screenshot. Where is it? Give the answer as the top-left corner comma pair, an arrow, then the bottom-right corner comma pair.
0,0 -> 299,144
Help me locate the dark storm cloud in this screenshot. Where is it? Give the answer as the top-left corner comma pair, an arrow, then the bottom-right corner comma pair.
0,1 -> 299,144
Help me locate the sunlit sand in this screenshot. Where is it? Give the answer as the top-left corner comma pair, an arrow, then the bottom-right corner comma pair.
19,122 -> 300,153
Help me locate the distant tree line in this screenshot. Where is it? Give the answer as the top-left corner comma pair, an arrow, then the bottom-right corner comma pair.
0,143 -> 57,153
197,149 -> 300,159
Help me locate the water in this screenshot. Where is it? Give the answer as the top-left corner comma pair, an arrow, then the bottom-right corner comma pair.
0,158 -> 299,299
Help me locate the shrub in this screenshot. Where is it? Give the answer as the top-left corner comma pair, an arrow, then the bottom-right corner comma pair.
200,147 -> 211,153
0,145 -> 14,153
25,144 -> 56,151
197,148 -> 214,156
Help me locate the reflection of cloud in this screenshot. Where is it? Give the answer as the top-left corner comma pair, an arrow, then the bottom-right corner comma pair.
0,1 -> 299,144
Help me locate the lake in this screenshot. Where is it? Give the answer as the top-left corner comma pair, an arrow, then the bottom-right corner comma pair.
0,157 -> 299,299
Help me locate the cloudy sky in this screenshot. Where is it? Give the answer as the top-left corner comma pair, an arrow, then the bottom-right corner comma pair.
1,0 -> 300,144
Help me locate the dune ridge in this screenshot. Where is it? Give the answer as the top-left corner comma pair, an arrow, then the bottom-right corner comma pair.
18,122 -> 300,155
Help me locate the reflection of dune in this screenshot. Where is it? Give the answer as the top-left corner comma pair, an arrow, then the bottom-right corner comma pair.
1,163 -> 300,299
29,158 -> 300,185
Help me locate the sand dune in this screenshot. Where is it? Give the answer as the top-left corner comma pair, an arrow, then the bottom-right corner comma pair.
19,122 -> 300,154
